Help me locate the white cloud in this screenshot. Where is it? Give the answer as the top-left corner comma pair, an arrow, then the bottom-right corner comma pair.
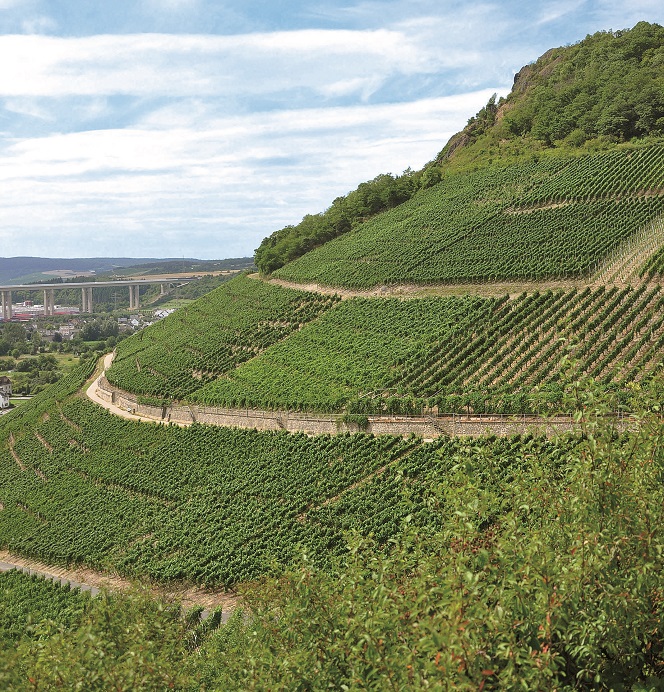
3,96 -> 54,120
2,1 -> 656,259
534,0 -> 588,26
0,0 -> 30,9
591,0 -> 664,28
0,29 -> 476,98
21,14 -> 58,34
0,89 -> 499,257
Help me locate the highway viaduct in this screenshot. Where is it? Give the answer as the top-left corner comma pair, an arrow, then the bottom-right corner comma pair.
0,277 -> 197,320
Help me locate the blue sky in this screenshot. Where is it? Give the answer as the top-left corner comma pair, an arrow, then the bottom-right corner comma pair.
0,1 -> 661,259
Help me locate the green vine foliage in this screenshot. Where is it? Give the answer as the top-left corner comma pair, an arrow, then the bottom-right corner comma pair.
1,372 -> 664,687
274,144 -> 664,289
194,374 -> 664,689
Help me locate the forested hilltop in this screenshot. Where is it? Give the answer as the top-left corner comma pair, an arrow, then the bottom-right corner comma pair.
255,21 -> 664,275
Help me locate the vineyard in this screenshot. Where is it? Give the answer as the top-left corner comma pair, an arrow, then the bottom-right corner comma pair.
273,143 -> 664,288
0,567 -> 227,689
0,369 -> 580,586
190,285 -> 664,414
105,274 -> 339,401
0,569 -> 90,645
641,240 -> 664,279
2,23 -> 664,688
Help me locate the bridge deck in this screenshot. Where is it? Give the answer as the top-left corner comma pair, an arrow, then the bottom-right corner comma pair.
0,277 -> 197,290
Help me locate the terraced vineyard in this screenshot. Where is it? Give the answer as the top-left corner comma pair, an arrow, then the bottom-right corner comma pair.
2,23 -> 664,689
106,275 -> 339,401
192,285 -> 664,414
274,143 -> 664,288
0,365 -> 583,586
99,146 -> 664,415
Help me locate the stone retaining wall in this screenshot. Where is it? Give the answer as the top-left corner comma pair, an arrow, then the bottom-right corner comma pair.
96,377 -> 629,438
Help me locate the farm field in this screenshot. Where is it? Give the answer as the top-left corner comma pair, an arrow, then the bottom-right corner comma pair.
274,143 -> 664,288
103,274 -> 664,417
1,360 -> 663,689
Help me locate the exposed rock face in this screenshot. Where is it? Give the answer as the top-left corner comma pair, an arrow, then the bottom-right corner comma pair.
436,47 -> 563,163
437,131 -> 470,162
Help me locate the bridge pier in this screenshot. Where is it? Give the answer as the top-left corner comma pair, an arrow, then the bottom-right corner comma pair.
43,288 -> 55,316
160,283 -> 166,296
81,287 -> 93,314
129,285 -> 140,310
1,290 -> 11,320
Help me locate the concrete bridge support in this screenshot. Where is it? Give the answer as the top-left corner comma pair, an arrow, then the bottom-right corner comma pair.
160,283 -> 166,296
1,290 -> 11,320
43,288 -> 55,316
81,287 -> 93,314
129,285 -> 140,310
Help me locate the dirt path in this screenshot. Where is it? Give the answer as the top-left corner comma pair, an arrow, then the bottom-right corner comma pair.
253,271 -> 658,300
0,550 -> 238,615
250,273 -> 589,299
85,353 -> 190,427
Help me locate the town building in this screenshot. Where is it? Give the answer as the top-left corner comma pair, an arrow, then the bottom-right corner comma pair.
0,376 -> 11,409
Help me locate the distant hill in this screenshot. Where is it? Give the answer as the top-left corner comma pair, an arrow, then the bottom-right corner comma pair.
0,256 -> 254,285
102,257 -> 255,279
0,257 -> 182,285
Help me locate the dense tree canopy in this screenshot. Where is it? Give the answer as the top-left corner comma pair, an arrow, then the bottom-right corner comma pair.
498,21 -> 664,146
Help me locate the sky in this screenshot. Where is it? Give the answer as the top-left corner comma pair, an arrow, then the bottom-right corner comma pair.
0,1 -> 661,260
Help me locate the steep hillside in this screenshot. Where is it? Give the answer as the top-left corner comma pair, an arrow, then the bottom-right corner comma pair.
2,360 -> 664,689
440,20 -> 664,163
0,363 -> 580,586
2,21 -> 664,689
274,143 -> 664,288
191,285 -> 664,414
255,21 -> 664,275
106,275 -> 339,400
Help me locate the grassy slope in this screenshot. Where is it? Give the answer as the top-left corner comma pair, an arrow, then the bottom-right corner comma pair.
2,372 -> 664,689
255,22 -> 664,277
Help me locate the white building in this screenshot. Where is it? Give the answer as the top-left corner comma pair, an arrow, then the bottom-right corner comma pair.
0,376 -> 11,409
58,325 -> 80,340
